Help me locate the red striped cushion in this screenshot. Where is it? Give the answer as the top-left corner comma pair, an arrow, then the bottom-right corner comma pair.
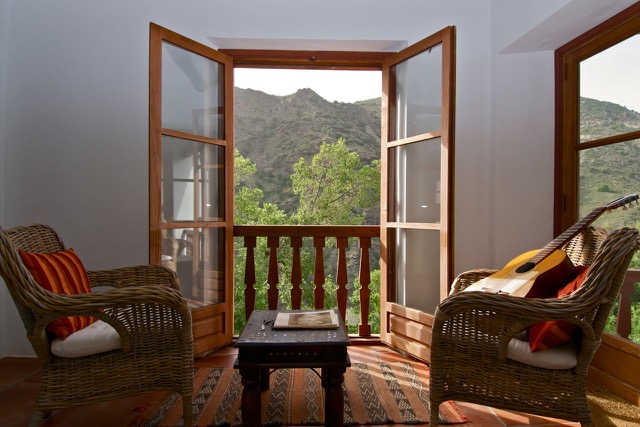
19,248 -> 95,340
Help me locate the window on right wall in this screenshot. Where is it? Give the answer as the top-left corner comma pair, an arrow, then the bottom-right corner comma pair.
555,3 -> 640,343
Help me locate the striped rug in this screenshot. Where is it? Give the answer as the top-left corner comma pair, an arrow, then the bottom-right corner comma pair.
144,362 -> 467,426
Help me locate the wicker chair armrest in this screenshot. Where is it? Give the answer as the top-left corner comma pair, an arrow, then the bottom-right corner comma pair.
438,290 -> 598,325
31,286 -> 191,356
450,269 -> 498,294
36,285 -> 189,319
87,265 -> 179,290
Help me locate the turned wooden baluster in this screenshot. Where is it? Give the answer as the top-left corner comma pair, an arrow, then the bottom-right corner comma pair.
313,237 -> 326,309
243,236 -> 257,320
290,236 -> 303,309
336,237 -> 349,321
358,237 -> 372,337
267,236 -> 280,310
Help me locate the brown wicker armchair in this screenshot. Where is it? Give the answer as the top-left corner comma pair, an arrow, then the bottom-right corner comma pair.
0,224 -> 194,427
429,227 -> 639,427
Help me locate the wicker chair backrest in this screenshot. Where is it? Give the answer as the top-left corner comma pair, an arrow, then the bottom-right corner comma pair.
563,227 -> 609,267
0,224 -> 67,337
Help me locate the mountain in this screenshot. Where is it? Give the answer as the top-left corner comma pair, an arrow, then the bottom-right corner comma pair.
580,97 -> 640,142
234,87 -> 381,213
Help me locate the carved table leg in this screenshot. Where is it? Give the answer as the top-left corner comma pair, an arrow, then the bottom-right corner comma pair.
323,366 -> 347,427
239,367 -> 261,426
259,367 -> 270,391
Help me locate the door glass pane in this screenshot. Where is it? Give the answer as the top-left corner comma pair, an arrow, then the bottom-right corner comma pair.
578,139 -> 640,229
162,135 -> 225,222
162,42 -> 225,139
390,43 -> 442,140
161,227 -> 225,308
580,35 -> 640,143
389,139 -> 441,223
392,228 -> 440,313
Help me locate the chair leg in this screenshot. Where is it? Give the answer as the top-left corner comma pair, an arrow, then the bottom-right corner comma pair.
429,400 -> 440,425
578,414 -> 592,427
29,410 -> 51,427
182,393 -> 193,427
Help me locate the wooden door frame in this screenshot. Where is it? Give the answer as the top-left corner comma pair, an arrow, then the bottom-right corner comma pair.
379,26 -> 456,362
149,23 -> 235,353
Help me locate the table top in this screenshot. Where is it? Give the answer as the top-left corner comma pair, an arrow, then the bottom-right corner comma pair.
235,309 -> 350,348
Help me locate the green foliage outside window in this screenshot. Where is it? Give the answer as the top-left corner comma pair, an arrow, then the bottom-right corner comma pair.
233,140 -> 381,334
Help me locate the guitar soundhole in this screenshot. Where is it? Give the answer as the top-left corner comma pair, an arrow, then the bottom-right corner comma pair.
516,262 -> 535,274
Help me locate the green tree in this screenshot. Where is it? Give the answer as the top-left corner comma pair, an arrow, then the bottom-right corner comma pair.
233,141 -> 382,335
289,138 -> 381,329
291,138 -> 380,225
233,149 -> 288,331
234,149 -> 288,226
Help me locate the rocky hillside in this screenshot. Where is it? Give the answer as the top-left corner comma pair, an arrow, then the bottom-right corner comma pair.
234,87 -> 381,213
580,97 -> 640,142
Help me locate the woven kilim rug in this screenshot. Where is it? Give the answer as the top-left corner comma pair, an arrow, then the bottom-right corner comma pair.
144,362 -> 467,426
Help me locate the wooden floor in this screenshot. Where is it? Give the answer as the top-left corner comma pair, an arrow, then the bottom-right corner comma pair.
0,344 -> 583,427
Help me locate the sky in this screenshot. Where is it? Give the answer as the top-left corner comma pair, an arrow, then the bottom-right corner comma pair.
234,68 -> 381,103
578,34 -> 639,114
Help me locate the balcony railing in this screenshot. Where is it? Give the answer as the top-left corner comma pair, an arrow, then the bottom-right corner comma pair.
233,225 -> 639,341
234,225 -> 379,337
618,270 -> 639,340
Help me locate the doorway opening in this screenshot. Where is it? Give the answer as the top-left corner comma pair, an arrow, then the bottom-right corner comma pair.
232,67 -> 383,334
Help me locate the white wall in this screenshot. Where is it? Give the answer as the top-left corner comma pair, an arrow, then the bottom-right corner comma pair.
489,0 -> 564,268
0,0 -> 10,356
0,0 -> 635,356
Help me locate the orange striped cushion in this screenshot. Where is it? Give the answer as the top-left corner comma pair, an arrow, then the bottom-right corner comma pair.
19,248 -> 95,340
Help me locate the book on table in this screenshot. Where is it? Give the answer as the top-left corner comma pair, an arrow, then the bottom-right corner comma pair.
273,310 -> 339,329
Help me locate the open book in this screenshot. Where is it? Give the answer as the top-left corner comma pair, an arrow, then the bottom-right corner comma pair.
273,310 -> 339,329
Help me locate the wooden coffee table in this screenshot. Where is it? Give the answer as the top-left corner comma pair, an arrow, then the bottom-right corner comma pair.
234,309 -> 350,426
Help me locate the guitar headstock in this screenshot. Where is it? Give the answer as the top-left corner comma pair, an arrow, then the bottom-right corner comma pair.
606,193 -> 639,211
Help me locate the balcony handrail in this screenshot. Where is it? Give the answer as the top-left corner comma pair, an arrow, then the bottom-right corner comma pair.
234,225 -> 380,238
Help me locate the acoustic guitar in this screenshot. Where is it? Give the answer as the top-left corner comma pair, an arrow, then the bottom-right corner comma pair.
464,193 -> 639,297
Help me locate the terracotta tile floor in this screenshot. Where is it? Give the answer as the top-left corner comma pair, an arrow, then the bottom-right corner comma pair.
0,344 -> 581,427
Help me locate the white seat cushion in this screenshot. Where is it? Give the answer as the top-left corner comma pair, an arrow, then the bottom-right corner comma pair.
507,333 -> 578,369
51,319 -> 122,358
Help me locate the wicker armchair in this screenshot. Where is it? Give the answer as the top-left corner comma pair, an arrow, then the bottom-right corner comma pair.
429,227 -> 639,427
0,224 -> 194,427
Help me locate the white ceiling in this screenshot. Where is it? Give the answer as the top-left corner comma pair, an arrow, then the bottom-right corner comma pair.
502,0 -> 638,53
208,37 -> 408,52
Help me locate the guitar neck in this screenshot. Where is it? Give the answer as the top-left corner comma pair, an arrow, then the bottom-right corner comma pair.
530,208 -> 605,264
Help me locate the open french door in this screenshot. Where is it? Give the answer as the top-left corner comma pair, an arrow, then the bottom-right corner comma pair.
149,23 -> 235,354
380,27 -> 456,362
